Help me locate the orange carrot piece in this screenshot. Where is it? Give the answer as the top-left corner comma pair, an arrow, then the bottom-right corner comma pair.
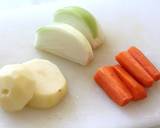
94,66 -> 133,106
113,64 -> 147,101
116,51 -> 154,87
128,46 -> 160,81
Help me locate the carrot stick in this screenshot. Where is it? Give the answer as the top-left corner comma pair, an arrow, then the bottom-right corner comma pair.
116,51 -> 154,87
128,46 -> 160,81
113,64 -> 147,101
94,66 -> 133,106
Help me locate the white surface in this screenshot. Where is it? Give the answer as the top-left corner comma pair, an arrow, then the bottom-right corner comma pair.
0,0 -> 160,128
0,0 -> 60,11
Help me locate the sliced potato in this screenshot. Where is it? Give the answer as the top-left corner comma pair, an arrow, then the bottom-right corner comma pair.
23,59 -> 67,109
0,64 -> 35,112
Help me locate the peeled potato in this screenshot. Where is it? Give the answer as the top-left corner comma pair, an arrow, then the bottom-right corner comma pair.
23,59 -> 67,109
0,64 -> 35,112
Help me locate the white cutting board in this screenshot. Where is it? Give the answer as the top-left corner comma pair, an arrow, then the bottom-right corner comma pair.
0,0 -> 160,128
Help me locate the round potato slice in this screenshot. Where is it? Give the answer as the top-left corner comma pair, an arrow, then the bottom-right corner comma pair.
23,59 -> 67,109
0,64 -> 35,112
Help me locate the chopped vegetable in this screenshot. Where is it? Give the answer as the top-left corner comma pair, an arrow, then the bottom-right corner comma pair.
94,66 -> 133,106
54,6 -> 104,49
116,51 -> 154,87
113,65 -> 147,101
24,59 -> 67,109
128,46 -> 160,81
35,23 -> 94,65
0,64 -> 35,112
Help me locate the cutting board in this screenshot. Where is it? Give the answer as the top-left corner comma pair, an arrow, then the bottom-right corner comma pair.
0,0 -> 160,128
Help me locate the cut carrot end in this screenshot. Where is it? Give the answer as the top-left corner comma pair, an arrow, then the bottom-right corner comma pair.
128,46 -> 160,81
